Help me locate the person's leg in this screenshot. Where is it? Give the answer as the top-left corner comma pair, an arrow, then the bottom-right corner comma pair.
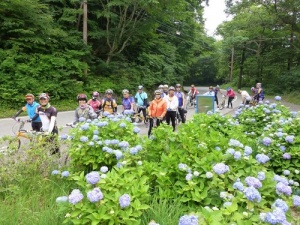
230,97 -> 234,108
148,118 -> 153,137
50,128 -> 60,155
166,112 -> 171,125
31,122 -> 42,132
215,96 -> 219,106
179,108 -> 185,123
170,111 -> 176,131
142,108 -> 147,122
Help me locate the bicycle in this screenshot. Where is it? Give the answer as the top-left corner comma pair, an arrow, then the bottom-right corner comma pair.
218,95 -> 226,110
132,108 -> 149,127
185,94 -> 196,109
11,119 -> 46,150
175,108 -> 187,125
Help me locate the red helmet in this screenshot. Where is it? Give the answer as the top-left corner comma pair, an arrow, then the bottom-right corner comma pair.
77,93 -> 87,101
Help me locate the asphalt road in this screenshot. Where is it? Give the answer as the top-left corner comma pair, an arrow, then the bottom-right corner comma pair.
0,87 -> 240,140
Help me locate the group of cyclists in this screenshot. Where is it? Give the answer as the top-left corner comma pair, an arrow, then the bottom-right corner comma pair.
12,83 -> 265,147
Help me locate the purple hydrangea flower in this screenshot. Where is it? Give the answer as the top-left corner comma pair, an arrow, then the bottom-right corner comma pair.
257,172 -> 266,181
213,163 -> 230,175
51,170 -> 59,175
87,187 -> 103,203
60,134 -> 68,140
61,171 -> 70,178
186,173 -> 193,181
68,189 -> 84,204
245,176 -> 262,189
135,145 -> 142,151
274,175 -> 289,185
282,153 -> 291,160
178,215 -> 198,225
274,96 -> 282,101
92,135 -> 99,141
80,136 -> 88,143
100,166 -> 108,173
93,130 -> 99,135
79,117 -> 86,122
130,147 -> 138,155
244,186 -> 261,202
276,132 -> 284,138
119,123 -> 126,128
265,208 -> 286,224
119,194 -> 131,208
111,139 -> 120,145
133,127 -> 141,133
114,150 -> 123,160
85,171 -> 100,185
256,154 -> 270,164
124,109 -> 134,115
279,146 -> 286,152
262,137 -> 272,146
293,195 -> 300,207
226,148 -> 235,155
118,141 -> 129,149
276,182 -> 292,196
234,151 -> 241,160
285,135 -> 294,144
81,124 -> 90,130
273,199 -> 289,212
233,180 -> 244,191
244,146 -> 252,156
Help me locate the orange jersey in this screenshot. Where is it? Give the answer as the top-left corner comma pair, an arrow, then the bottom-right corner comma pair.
148,98 -> 167,118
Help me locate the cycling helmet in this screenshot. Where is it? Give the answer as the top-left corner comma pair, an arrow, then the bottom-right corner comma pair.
175,84 -> 181,88
227,87 -> 231,91
105,89 -> 113,94
191,84 -> 195,88
251,87 -> 255,91
169,86 -> 175,91
122,89 -> 129,94
163,84 -> 168,88
25,93 -> 34,100
77,93 -> 87,101
39,93 -> 49,100
92,91 -> 99,98
238,89 -> 241,93
154,89 -> 161,95
158,85 -> 163,89
209,86 -> 213,89
138,85 -> 143,90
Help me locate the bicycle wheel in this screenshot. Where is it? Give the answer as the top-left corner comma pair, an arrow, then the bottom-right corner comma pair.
7,137 -> 21,150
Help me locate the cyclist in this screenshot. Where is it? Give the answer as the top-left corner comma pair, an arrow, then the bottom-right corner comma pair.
102,89 -> 117,114
12,93 -> 42,131
32,93 -> 59,154
87,91 -> 102,114
226,87 -> 236,109
158,84 -> 166,98
122,89 -> 135,112
175,84 -> 186,123
237,89 -> 251,105
213,85 -> 223,107
256,83 -> 264,101
135,85 -> 148,122
163,84 -> 169,95
68,94 -> 97,125
148,89 -> 167,137
188,84 -> 199,104
164,86 -> 179,131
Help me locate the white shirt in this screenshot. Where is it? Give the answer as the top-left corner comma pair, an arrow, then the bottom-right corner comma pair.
240,90 -> 251,102
164,95 -> 179,111
203,91 -> 215,96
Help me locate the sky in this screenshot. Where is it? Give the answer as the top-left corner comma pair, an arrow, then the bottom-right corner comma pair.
203,0 -> 228,37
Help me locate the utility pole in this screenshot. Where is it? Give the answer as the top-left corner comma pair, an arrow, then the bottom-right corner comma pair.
230,47 -> 234,81
83,0 -> 88,75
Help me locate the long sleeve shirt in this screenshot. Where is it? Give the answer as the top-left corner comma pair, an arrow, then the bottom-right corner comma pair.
164,95 -> 179,111
148,98 -> 167,118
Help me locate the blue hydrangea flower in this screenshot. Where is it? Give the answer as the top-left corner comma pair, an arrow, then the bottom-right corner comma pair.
243,186 -> 261,202
276,132 -> 284,138
114,150 -> 123,160
116,162 -> 124,169
274,175 -> 289,185
215,146 -> 221,151
265,208 -> 286,224
282,153 -> 291,159
119,123 -> 126,128
85,171 -> 100,185
226,148 -> 235,155
93,130 -> 99,135
51,170 -> 59,175
283,170 -> 290,176
229,139 -> 243,148
293,195 -> 300,207
130,147 -> 138,155
186,173 -> 193,181
276,182 -> 292,196
262,137 -> 272,146
124,109 -> 134,115
178,163 -> 188,170
233,180 -> 244,191
285,135 -> 294,144
273,199 -> 289,212
100,166 -> 108,173
234,151 -> 241,160
213,163 -> 229,175
223,202 -> 232,208
245,176 -> 262,189
111,139 -> 120,145
80,136 -> 89,143
79,117 -> 86,122
60,134 -> 68,140
133,127 -> 141,133
257,172 -> 265,181
178,215 -> 198,225
279,146 -> 286,152
68,189 -> 84,205
244,146 -> 252,156
80,123 -> 90,130
135,145 -> 142,151
87,187 -> 103,203
56,196 -> 68,203
92,135 -> 99,141
61,171 -> 70,178
256,154 -> 270,164
274,96 -> 282,101
88,141 -> 95,146
291,111 -> 298,117
119,141 -> 129,149
119,194 -> 131,208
